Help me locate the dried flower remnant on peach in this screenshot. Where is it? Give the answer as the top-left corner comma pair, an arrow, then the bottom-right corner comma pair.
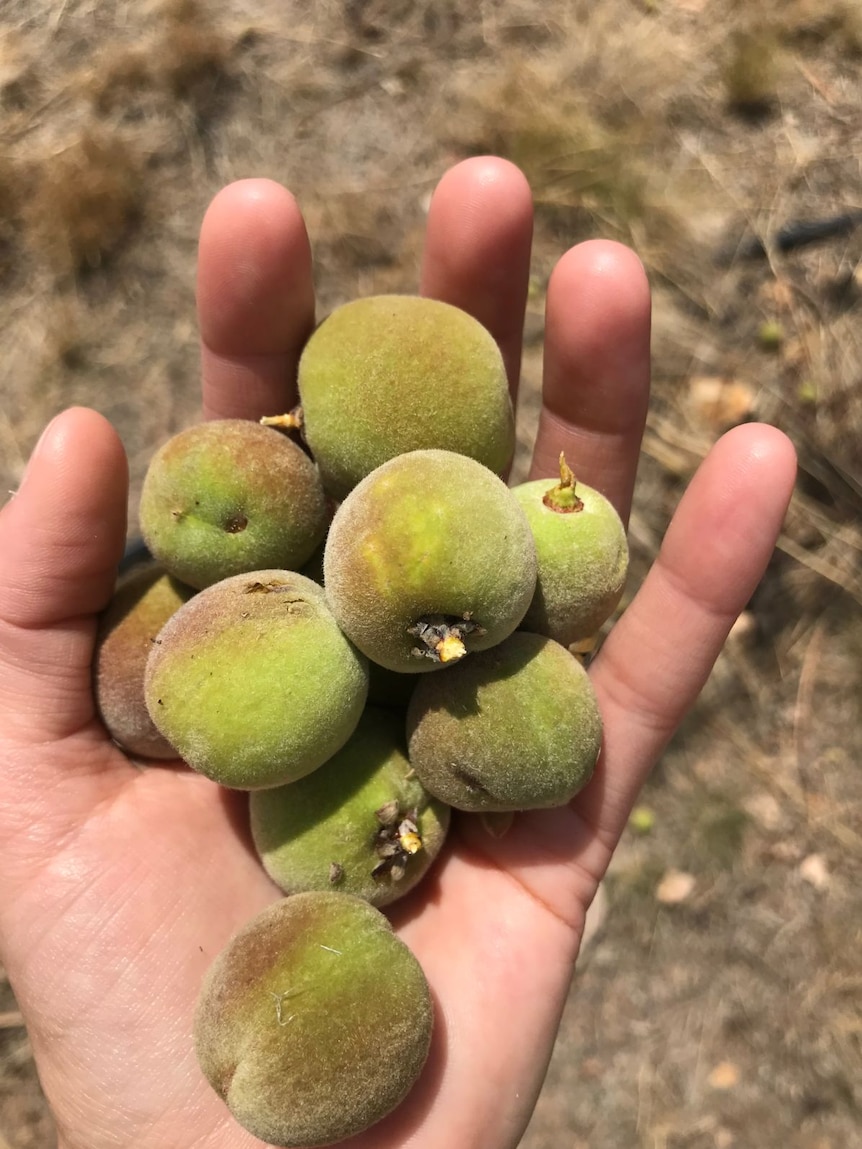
324,449 -> 537,673
298,294 -> 515,499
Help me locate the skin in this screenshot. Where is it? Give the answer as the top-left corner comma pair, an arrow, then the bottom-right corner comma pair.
0,157 -> 797,1149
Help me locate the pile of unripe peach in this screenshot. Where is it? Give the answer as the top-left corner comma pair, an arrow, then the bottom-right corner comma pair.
94,295 -> 628,1147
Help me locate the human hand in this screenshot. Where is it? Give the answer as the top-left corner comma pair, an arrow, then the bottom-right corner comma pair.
0,157 -> 796,1149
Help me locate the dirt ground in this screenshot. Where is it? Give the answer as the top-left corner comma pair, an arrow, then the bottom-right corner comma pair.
1,1 -> 861,1146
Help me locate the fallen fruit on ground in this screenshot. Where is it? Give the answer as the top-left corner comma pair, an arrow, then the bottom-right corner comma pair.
250,707 -> 450,907
324,449 -> 537,672
94,563 -> 194,758
407,630 -> 602,811
297,294 -> 515,498
194,892 -> 433,1147
144,570 -> 368,788
512,454 -> 629,645
139,419 -> 328,589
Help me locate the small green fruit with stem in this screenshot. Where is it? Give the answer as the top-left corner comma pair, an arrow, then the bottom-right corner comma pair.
512,454 -> 628,646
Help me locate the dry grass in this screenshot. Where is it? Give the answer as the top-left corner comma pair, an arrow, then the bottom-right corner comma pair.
722,27 -> 786,116
86,0 -> 238,119
0,0 -> 860,1146
0,0 -> 246,283
23,129 -> 143,273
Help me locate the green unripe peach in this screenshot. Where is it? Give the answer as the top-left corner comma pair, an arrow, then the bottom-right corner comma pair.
250,707 -> 450,907
406,631 -> 602,812
298,294 -> 515,499
139,420 -> 328,590
194,892 -> 433,1147
512,457 -> 628,645
94,564 -> 194,758
144,571 -> 368,789
324,450 -> 538,673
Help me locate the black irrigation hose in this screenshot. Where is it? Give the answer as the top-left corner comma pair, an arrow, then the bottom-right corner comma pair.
717,210 -> 862,264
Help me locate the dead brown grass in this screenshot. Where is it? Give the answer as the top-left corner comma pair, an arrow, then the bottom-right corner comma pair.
723,27 -> 786,116
87,0 -> 237,117
23,129 -> 143,274
0,1 -> 860,1147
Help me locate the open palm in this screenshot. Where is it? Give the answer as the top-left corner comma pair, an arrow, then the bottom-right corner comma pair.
0,158 -> 796,1149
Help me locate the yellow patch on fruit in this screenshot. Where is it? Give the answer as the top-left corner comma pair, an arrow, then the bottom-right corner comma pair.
437,634 -> 467,663
398,827 -> 423,855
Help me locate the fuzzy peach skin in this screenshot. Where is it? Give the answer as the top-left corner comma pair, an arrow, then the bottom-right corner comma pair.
407,632 -> 601,812
195,893 -> 433,1146
512,472 -> 629,644
145,570 -> 369,789
140,419 -> 328,590
251,707 -> 450,907
324,449 -> 537,673
0,159 -> 795,1149
94,563 -> 194,758
298,294 -> 515,499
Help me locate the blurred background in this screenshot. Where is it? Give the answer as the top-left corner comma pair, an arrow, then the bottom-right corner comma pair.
1,1 -> 860,1146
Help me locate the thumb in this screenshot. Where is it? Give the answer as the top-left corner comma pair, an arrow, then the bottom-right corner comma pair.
0,408 -> 128,743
